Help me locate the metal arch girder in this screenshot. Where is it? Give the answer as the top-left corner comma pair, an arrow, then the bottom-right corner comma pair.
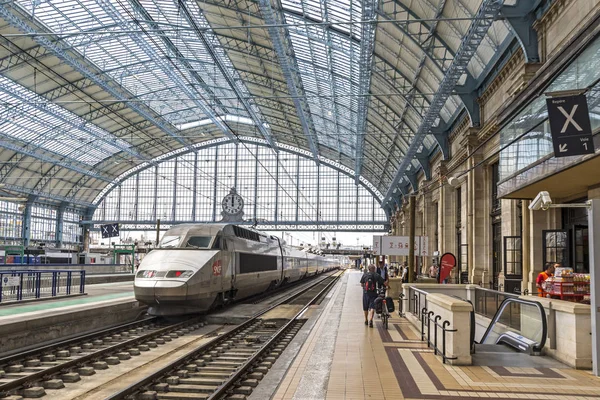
0,77 -> 146,161
455,75 -> 481,127
499,0 -> 540,63
96,0 -> 236,146
1,182 -> 94,208
144,0 -> 276,149
416,153 -> 431,180
431,123 -> 450,160
383,0 -> 447,184
383,0 -> 504,208
376,1 -> 461,74
0,3 -> 194,151
0,132 -> 113,182
355,0 -> 394,184
92,137 -> 384,208
257,0 -> 321,162
405,172 -> 418,192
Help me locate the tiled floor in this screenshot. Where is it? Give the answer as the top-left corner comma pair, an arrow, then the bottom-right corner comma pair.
273,270 -> 600,400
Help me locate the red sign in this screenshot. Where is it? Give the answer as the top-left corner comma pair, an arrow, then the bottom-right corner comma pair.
439,253 -> 456,283
212,260 -> 222,276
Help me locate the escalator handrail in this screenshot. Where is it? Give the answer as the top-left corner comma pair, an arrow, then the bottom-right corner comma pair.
479,297 -> 547,353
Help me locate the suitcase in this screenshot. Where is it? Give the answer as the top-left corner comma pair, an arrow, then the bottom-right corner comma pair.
385,296 -> 395,312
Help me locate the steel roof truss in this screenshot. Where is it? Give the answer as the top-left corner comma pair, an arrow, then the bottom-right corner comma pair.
383,0 -> 504,206
258,0 -> 319,161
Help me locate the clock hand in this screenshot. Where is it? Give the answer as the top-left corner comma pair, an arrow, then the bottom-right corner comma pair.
231,197 -> 234,207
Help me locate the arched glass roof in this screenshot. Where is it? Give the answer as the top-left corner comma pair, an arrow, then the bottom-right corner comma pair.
0,0 -> 517,212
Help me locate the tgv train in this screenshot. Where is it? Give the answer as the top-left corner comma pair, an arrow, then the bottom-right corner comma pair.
134,224 -> 340,315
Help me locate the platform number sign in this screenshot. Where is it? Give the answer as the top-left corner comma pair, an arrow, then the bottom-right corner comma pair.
101,223 -> 120,238
546,94 -> 594,158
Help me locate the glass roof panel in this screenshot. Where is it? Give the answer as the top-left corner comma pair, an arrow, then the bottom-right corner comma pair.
0,77 -> 126,165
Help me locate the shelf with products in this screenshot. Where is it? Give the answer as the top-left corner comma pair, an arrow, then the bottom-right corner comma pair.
542,274 -> 590,301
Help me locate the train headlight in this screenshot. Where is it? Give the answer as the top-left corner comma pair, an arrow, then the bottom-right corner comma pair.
137,270 -> 157,278
166,270 -> 194,278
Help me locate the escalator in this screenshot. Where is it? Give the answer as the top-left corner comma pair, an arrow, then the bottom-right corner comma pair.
474,297 -> 547,357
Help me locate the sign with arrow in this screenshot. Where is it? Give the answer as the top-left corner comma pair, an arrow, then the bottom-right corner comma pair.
546,94 -> 594,158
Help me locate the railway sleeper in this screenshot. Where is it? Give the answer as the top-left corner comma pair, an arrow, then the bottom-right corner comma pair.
167,384 -> 218,393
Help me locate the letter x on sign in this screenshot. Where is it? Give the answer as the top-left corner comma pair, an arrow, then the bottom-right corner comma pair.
546,94 -> 594,158
557,105 -> 582,133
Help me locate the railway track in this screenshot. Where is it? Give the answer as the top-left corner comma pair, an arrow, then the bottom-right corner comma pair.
0,270 -> 342,399
107,271 -> 342,400
0,317 -> 205,398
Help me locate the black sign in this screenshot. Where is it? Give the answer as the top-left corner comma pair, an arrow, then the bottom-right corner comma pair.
101,223 -> 120,238
546,94 -> 594,158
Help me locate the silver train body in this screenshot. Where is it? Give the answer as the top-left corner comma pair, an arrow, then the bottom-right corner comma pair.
134,224 -> 339,315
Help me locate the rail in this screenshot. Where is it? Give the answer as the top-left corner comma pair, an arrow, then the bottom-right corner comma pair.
106,271 -> 343,400
0,270 -> 85,303
421,307 -> 459,364
479,297 -> 547,354
407,286 -> 428,320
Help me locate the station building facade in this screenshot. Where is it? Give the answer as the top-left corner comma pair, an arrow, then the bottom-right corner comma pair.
391,0 -> 600,294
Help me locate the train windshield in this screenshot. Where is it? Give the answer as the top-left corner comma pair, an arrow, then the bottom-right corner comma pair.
160,235 -> 182,248
185,236 -> 213,248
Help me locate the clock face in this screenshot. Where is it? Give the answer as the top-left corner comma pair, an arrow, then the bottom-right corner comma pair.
222,193 -> 244,215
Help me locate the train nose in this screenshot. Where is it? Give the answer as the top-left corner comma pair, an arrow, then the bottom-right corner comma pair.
135,279 -> 188,303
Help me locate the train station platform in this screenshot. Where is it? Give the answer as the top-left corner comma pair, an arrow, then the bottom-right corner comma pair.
269,270 -> 600,400
0,281 -> 142,354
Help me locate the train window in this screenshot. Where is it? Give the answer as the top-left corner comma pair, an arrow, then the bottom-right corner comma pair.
212,236 -> 222,249
186,236 -> 212,248
160,235 -> 182,248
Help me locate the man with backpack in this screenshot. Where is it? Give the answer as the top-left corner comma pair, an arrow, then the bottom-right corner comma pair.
360,264 -> 386,328
376,259 -> 389,287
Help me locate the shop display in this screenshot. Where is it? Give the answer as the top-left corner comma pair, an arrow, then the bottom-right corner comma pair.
542,269 -> 590,301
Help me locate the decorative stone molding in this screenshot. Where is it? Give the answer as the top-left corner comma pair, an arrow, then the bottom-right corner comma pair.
533,0 -> 570,34
460,130 -> 481,155
476,116 -> 499,143
506,62 -> 544,97
478,51 -> 525,106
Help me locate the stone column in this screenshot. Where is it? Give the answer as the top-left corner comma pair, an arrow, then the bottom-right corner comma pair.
522,200 -> 531,294
464,133 -> 487,285
527,207 -> 561,294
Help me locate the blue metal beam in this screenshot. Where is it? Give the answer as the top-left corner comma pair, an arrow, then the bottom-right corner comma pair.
257,0 -> 319,161
500,1 -> 540,63
383,0 -> 504,207
0,137 -> 112,182
354,0 -> 379,183
405,172 -> 418,192
2,183 -> 95,208
0,2 -> 194,151
455,76 -> 481,127
431,124 -> 450,160
416,153 -> 431,180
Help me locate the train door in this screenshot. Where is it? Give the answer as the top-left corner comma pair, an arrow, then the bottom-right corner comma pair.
220,236 -> 235,294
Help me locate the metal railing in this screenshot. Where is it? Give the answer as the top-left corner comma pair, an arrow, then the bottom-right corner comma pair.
0,270 -> 85,303
421,307 -> 459,364
408,286 -> 428,320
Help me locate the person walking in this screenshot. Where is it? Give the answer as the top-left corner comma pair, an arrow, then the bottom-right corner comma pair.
360,264 -> 386,328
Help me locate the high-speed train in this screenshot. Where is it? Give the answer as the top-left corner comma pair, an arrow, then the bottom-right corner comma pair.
134,224 -> 340,315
